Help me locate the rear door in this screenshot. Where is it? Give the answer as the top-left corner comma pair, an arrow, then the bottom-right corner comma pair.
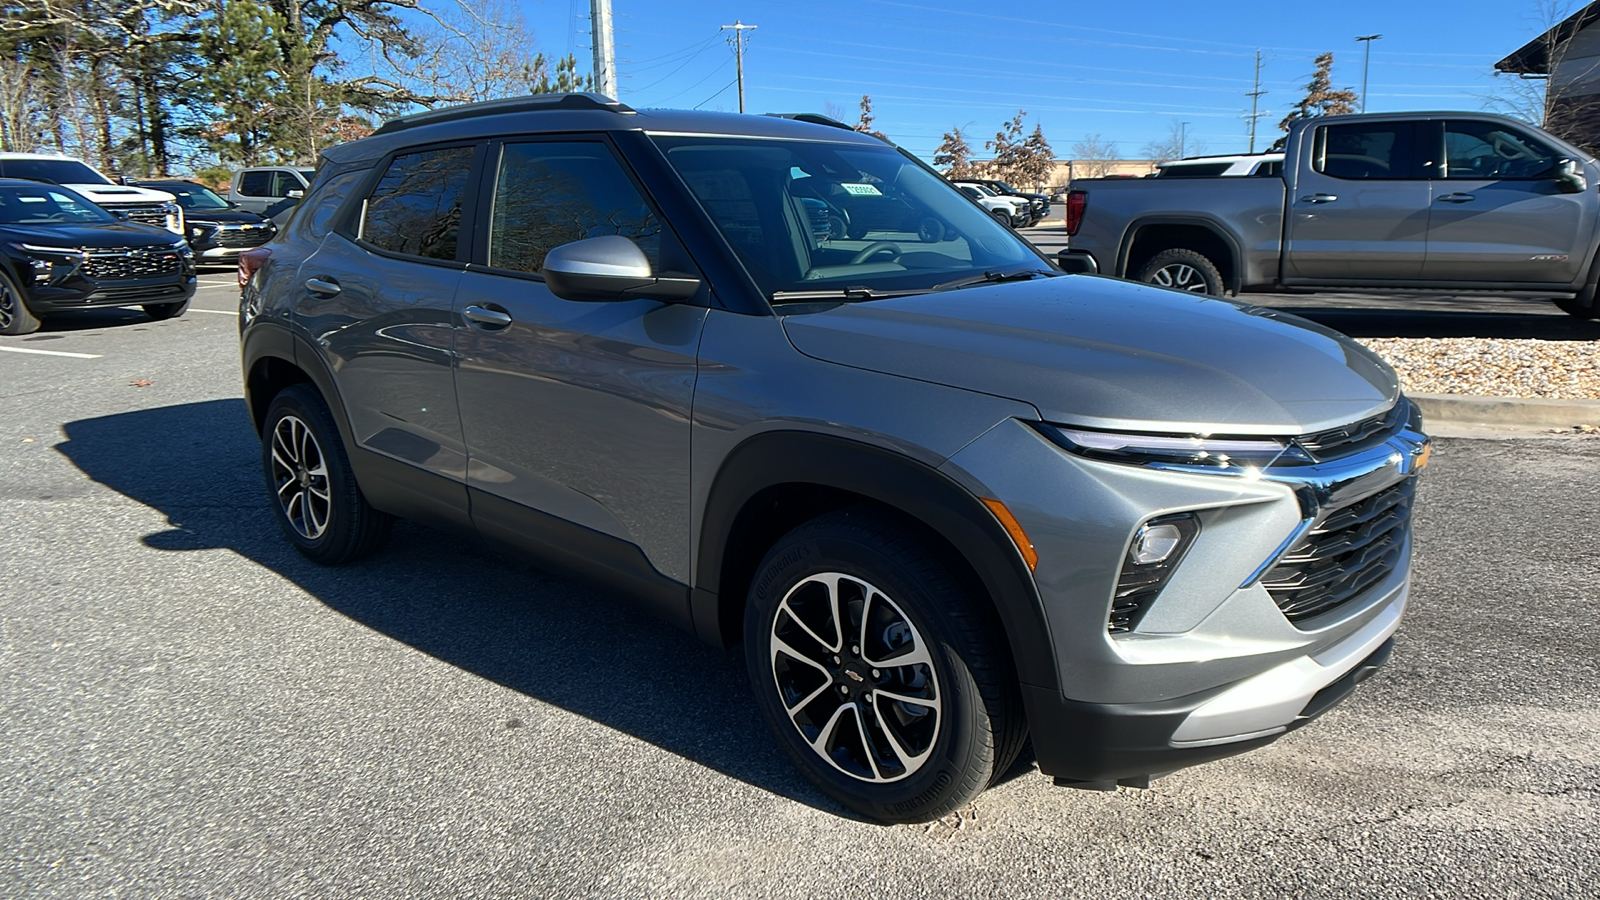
1284,120 -> 1431,281
452,136 -> 708,591
1420,119 -> 1596,284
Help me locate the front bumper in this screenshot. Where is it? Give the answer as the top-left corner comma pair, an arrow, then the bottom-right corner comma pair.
27,275 -> 196,312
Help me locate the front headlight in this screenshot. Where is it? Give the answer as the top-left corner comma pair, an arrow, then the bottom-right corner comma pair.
1036,423 -> 1315,470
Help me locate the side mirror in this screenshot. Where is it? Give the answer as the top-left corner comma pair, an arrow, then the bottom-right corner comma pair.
286,190 -> 304,200
1554,157 -> 1588,194
542,235 -> 701,303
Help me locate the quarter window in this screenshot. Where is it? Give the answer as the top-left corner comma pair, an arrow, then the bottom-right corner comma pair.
1315,123 -> 1419,180
1443,121 -> 1558,180
360,146 -> 474,261
487,142 -> 662,274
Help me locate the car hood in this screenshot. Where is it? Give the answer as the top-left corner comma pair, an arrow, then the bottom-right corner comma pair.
779,276 -> 1399,435
3,223 -> 186,249
63,184 -> 175,204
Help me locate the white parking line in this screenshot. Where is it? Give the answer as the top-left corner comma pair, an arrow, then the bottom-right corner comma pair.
188,308 -> 238,316
0,346 -> 102,359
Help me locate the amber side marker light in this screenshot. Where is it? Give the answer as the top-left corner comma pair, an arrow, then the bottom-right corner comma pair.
981,498 -> 1038,571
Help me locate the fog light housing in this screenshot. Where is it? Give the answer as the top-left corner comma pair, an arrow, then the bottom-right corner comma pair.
1110,513 -> 1200,634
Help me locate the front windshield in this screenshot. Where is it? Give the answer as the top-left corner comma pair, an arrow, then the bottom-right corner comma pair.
654,136 -> 1040,298
153,183 -> 231,210
0,184 -> 116,225
0,158 -> 110,185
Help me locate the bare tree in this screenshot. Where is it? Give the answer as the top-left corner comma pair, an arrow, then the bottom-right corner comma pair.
1017,124 -> 1055,191
933,125 -> 975,179
1071,134 -> 1118,179
1491,0 -> 1600,154
383,0 -> 587,105
981,110 -> 1028,182
1142,121 -> 1206,164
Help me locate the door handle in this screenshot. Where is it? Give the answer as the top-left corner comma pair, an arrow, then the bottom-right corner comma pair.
462,305 -> 513,329
304,277 -> 340,296
1299,193 -> 1339,204
1437,192 -> 1476,203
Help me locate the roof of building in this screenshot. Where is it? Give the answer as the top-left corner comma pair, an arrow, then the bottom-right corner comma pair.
1497,1 -> 1600,75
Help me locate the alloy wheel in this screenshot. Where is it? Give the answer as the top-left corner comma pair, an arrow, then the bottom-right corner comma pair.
269,414 -> 332,540
769,572 -> 941,783
1151,263 -> 1210,292
0,281 -> 15,330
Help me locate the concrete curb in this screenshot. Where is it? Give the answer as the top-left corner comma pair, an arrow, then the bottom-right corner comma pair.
1412,393 -> 1600,430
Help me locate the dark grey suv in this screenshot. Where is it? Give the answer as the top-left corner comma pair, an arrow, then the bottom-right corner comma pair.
239,94 -> 1429,823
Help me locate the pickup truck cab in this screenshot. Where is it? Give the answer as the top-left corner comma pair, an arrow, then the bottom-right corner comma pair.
1059,112 -> 1600,317
0,153 -> 184,234
227,166 -> 315,218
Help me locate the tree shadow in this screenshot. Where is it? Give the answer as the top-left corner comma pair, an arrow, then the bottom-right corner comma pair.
56,398 -> 855,819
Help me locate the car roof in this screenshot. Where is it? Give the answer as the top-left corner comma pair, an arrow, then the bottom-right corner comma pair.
323,93 -> 887,168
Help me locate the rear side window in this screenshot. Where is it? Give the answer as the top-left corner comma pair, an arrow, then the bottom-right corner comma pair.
486,141 -> 662,274
271,171 -> 302,196
360,146 -> 474,261
1315,123 -> 1419,180
238,171 -> 272,196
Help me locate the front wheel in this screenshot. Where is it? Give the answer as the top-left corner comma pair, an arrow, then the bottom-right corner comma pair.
990,209 -> 1011,228
144,298 -> 191,320
1136,247 -> 1226,296
261,384 -> 392,564
0,270 -> 43,335
744,508 -> 1025,824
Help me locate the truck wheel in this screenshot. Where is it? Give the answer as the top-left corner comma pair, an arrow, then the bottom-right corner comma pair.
261,384 -> 392,564
743,507 -> 1025,824
1555,257 -> 1600,319
991,209 -> 1011,227
1137,248 -> 1225,296
144,299 -> 191,321
0,270 -> 43,335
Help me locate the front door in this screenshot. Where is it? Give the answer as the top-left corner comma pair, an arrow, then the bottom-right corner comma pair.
1420,119 -> 1597,284
453,138 -> 708,589
1284,120 -> 1431,281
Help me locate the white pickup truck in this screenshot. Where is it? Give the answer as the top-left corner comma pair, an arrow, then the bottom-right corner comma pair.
0,153 -> 183,234
1058,112 -> 1600,318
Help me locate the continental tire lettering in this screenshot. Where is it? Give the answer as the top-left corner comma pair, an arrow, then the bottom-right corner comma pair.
885,769 -> 953,815
755,542 -> 812,597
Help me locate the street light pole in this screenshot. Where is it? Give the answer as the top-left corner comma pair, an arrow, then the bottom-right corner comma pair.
1179,121 -> 1189,158
1356,34 -> 1383,113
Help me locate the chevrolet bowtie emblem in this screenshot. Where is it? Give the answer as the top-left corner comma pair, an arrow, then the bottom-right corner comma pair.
845,670 -> 864,683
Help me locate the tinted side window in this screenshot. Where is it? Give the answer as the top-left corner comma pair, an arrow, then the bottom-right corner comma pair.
291,169 -> 367,241
1443,121 -> 1558,180
1316,123 -> 1418,180
487,142 -> 662,274
361,146 -> 474,261
271,171 -> 302,196
239,171 -> 272,196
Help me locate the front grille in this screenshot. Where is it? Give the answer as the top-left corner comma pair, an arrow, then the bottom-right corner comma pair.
215,226 -> 273,248
110,202 -> 172,229
85,283 -> 186,302
1298,402 -> 1405,460
82,250 -> 183,280
1262,477 -> 1415,624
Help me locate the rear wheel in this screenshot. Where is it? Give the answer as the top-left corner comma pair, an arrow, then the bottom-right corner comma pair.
744,508 -> 1025,824
1136,247 -> 1226,296
1555,255 -> 1600,319
144,298 -> 191,321
261,384 -> 392,564
0,270 -> 43,335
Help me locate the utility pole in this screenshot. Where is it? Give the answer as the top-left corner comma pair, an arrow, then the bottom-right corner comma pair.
1179,121 -> 1189,158
1245,50 -> 1268,153
590,0 -> 617,99
720,20 -> 757,113
1356,34 -> 1383,113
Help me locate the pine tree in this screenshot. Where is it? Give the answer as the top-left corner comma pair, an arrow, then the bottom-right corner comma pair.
984,110 -> 1028,183
933,125 -> 974,178
855,95 -> 888,142
1019,124 -> 1055,191
1277,52 -> 1358,136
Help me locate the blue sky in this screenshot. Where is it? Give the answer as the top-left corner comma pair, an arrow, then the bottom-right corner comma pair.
517,0 -> 1561,161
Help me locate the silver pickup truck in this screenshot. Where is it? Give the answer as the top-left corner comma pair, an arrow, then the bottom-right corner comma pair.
1058,112 -> 1600,318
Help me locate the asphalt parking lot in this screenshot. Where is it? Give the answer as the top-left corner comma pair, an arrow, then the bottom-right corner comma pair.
2,274 -> 1598,898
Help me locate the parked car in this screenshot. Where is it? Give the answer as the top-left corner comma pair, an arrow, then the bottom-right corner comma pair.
227,166 -> 315,220
240,93 -> 1428,824
1058,112 -> 1600,317
134,179 -> 276,264
968,178 -> 1049,223
0,152 -> 183,234
0,178 -> 196,335
1154,153 -> 1284,177
953,181 -> 1030,227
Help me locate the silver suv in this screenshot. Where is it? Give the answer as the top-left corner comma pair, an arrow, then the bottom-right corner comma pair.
239,94 -> 1429,824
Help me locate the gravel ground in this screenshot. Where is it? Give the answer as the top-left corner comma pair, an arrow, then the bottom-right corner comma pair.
1357,337 -> 1600,400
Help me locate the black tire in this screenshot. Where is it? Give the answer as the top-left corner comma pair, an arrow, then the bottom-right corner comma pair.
144,298 -> 191,321
1136,247 -> 1226,296
0,268 -> 43,335
744,507 -> 1025,824
990,209 -> 1011,227
1555,255 -> 1600,319
261,384 -> 392,564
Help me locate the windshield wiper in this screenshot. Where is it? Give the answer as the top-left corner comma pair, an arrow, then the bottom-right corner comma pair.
932,269 -> 1057,292
769,286 -> 926,304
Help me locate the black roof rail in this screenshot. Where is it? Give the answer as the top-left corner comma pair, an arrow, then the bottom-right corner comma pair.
374,93 -> 636,136
763,113 -> 854,131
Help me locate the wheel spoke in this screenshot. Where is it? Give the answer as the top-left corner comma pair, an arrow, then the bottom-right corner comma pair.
275,477 -> 297,500
771,632 -> 833,680
872,686 -> 937,710
850,705 -> 885,781
808,703 -> 852,758
783,679 -> 836,720
866,695 -> 921,772
864,638 -> 932,670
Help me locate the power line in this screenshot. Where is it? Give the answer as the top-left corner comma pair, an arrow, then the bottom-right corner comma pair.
695,78 -> 741,110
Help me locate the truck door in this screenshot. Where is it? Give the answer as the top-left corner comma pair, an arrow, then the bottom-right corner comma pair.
1420,119 -> 1596,284
1284,121 -> 1430,282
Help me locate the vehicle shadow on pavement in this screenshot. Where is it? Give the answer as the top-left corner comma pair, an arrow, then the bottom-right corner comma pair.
1263,305 -> 1600,341
57,398 -> 859,820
